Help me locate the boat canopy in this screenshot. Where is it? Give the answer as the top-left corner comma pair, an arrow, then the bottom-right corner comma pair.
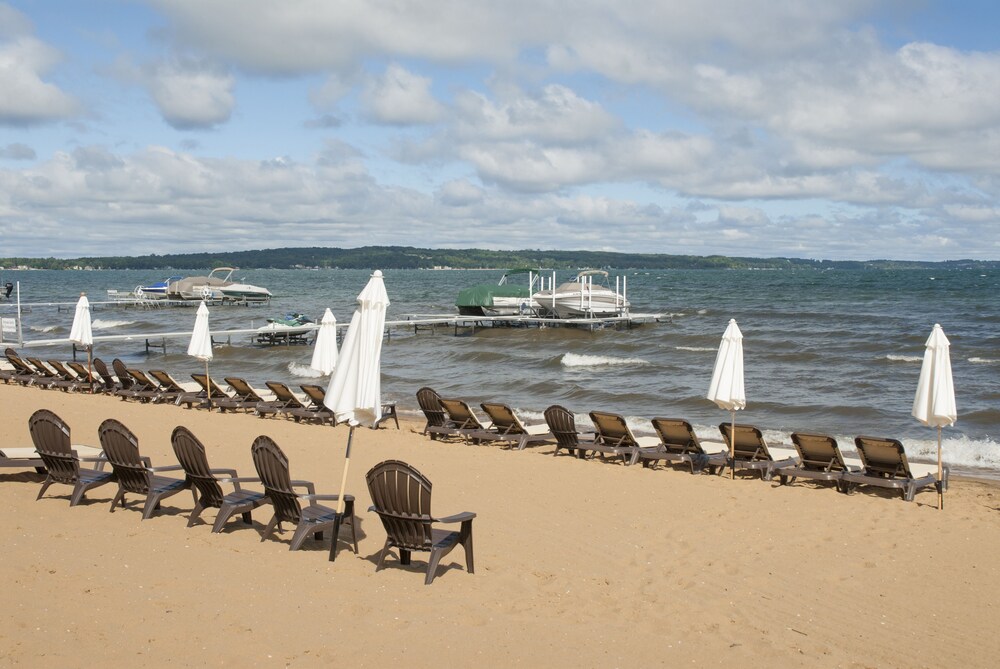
455,283 -> 532,309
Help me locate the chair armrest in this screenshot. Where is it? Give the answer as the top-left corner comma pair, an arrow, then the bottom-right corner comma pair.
436,511 -> 476,523
303,493 -> 354,504
149,464 -> 185,473
290,480 -> 317,495
208,468 -> 239,478
218,475 -> 260,484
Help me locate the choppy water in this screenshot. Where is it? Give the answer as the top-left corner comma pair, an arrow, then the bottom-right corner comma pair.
3,267 -> 998,477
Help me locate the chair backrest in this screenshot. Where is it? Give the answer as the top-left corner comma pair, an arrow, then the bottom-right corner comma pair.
719,423 -> 772,460
149,370 -> 183,391
128,368 -> 157,390
366,459 -> 434,551
250,436 -> 302,523
191,373 -> 229,398
264,381 -> 303,407
651,418 -> 704,454
791,433 -> 847,472
67,361 -> 95,383
92,357 -> 118,391
299,384 -> 327,407
439,398 -> 482,429
29,409 -> 78,484
6,348 -> 33,374
854,436 -> 912,478
98,419 -> 150,494
416,387 -> 447,428
111,358 -> 135,389
27,357 -> 56,377
544,405 -> 581,448
171,426 -> 224,508
589,411 -> 637,447
480,403 -> 523,434
47,360 -> 76,381
224,377 -> 262,402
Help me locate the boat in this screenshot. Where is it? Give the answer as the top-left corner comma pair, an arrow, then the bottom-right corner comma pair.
255,312 -> 314,344
134,276 -> 183,299
166,267 -> 272,303
531,270 -> 631,319
455,269 -> 543,316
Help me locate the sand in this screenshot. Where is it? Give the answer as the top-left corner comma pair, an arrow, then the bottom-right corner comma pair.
1,382 -> 999,668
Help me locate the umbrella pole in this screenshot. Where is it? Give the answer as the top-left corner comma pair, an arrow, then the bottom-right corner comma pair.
205,360 -> 211,410
87,348 -> 93,394
937,426 -> 943,511
330,425 -> 355,562
730,410 -> 736,480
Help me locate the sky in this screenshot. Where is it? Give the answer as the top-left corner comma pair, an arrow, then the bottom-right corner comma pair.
1,1 -> 1000,261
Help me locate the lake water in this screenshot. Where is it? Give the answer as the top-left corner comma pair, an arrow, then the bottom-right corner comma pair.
3,266 -> 997,478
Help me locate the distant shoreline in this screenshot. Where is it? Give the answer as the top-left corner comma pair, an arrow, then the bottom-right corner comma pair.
3,245 -> 998,271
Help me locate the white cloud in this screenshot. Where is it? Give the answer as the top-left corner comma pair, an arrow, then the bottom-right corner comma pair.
145,58 -> 235,129
361,64 -> 444,125
0,4 -> 78,125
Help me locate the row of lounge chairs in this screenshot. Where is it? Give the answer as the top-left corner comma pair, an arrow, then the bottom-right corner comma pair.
15,409 -> 473,585
416,387 -> 948,504
2,348 -> 399,428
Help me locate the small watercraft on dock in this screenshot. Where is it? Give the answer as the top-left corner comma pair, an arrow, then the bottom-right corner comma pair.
455,269 -> 543,316
167,267 -> 272,303
256,312 -> 314,344
531,270 -> 630,318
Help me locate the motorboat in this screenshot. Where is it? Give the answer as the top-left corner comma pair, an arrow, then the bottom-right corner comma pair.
531,270 -> 631,319
255,312 -> 314,344
167,267 -> 272,303
134,276 -> 183,299
455,269 -> 543,316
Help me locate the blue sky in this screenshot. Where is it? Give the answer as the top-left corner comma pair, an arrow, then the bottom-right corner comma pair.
1,0 -> 999,261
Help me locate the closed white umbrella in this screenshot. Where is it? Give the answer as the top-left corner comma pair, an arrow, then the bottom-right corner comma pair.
707,319 -> 746,479
68,293 -> 94,393
309,308 -> 339,376
187,301 -> 214,408
324,270 -> 389,560
912,323 -> 956,510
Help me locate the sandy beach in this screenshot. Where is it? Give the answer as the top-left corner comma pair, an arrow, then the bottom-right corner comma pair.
2,382 -> 999,668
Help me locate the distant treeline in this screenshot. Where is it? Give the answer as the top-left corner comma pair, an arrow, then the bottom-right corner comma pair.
2,246 -> 997,271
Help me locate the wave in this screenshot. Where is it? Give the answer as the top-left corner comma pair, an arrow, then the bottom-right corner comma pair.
287,361 -> 326,378
884,354 -> 922,363
968,357 -> 999,365
675,346 -> 715,352
560,353 -> 649,368
91,318 -> 136,330
29,325 -> 59,333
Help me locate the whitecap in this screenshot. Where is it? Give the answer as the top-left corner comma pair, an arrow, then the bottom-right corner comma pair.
676,346 -> 715,352
287,361 -> 326,378
561,353 -> 649,368
30,325 -> 58,333
885,354 -> 922,363
968,357 -> 999,365
91,318 -> 135,330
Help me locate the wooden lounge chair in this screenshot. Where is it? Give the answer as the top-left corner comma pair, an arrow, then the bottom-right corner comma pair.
478,402 -> 553,450
436,398 -> 493,442
215,376 -> 267,413
47,359 -> 90,392
255,381 -> 309,419
772,432 -> 861,492
98,418 -> 189,519
841,436 -> 947,502
292,384 -> 337,424
182,373 -> 234,409
641,418 -> 728,474
170,426 -> 268,531
544,405 -> 593,457
30,409 -> 111,506
366,459 -> 476,585
250,435 -> 357,559
24,357 -> 62,389
416,386 -> 448,438
66,361 -> 97,389
92,357 -> 122,394
123,368 -> 166,402
718,423 -> 799,481
5,349 -> 44,386
110,358 -> 140,399
147,369 -> 195,404
585,411 -> 662,466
